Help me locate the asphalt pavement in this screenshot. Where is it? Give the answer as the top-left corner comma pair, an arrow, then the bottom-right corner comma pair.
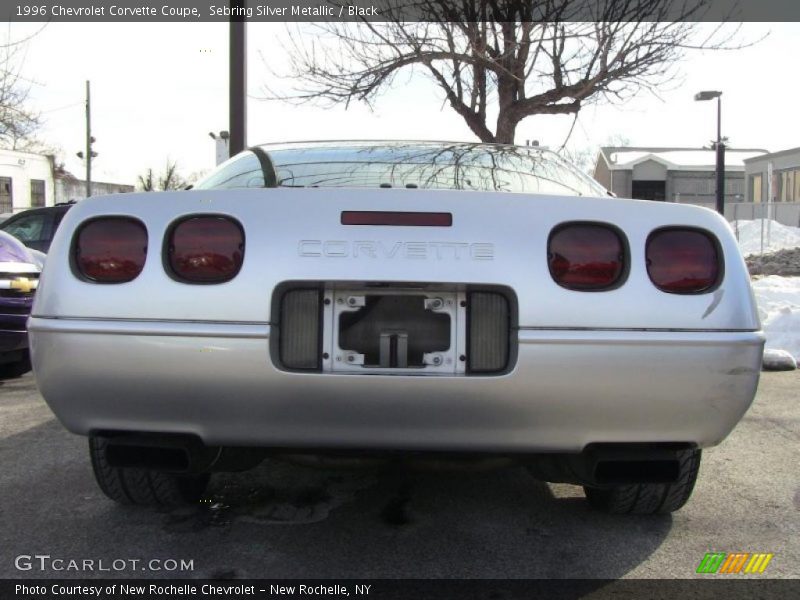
0,371 -> 797,579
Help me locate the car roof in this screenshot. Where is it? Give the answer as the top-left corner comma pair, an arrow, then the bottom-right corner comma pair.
254,139 -> 554,155
3,204 -> 73,219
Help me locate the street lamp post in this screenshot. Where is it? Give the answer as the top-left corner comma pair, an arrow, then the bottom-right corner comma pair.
229,4 -> 247,156
694,90 -> 724,215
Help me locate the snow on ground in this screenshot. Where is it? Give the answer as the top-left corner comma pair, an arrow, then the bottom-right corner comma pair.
751,275 -> 800,360
730,219 -> 800,358
731,219 -> 800,256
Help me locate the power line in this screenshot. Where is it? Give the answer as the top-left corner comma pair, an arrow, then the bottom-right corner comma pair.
39,101 -> 83,114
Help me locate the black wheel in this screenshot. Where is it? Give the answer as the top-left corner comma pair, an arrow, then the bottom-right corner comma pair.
583,449 -> 702,515
0,352 -> 31,379
89,437 -> 209,506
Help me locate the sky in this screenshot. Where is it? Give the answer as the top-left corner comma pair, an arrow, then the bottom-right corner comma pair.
6,20 -> 799,185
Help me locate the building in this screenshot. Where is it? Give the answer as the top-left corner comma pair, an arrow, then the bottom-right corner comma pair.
53,169 -> 134,204
739,147 -> 800,227
743,147 -> 800,204
0,147 -> 133,214
593,146 -> 767,206
0,148 -> 56,213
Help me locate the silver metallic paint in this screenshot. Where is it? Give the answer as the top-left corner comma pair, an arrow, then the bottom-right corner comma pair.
32,188 -> 759,330
29,319 -> 762,450
30,187 -> 764,451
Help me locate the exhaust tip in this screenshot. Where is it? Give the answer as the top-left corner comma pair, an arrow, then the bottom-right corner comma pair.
594,459 -> 680,484
106,444 -> 191,472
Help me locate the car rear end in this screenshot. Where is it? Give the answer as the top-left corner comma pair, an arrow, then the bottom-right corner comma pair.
30,187 -> 762,451
28,141 -> 764,512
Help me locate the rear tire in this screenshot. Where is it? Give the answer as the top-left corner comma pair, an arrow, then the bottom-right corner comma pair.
583,449 -> 701,514
89,436 -> 209,506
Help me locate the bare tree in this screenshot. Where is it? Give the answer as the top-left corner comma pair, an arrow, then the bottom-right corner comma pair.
263,0 -> 744,144
0,28 -> 41,148
137,160 -> 189,192
137,168 -> 156,191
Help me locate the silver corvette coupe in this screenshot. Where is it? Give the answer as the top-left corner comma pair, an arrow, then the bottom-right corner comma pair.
29,141 -> 763,513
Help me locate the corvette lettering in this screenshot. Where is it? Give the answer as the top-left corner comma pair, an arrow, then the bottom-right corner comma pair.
298,240 -> 494,260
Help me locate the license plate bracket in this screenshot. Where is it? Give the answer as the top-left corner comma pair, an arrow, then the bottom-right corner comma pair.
322,288 -> 467,374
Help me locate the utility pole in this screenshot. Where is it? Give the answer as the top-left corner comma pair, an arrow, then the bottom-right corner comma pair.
76,80 -> 97,199
85,80 -> 91,198
229,4 -> 246,155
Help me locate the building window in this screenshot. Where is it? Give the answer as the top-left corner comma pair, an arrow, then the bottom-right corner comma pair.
0,177 -> 12,213
774,168 -> 800,202
632,180 -> 666,201
795,169 -> 800,202
31,179 -> 45,207
751,174 -> 762,203
725,179 -> 743,195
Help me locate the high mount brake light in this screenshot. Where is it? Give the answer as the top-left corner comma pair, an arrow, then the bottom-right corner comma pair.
341,211 -> 452,227
74,218 -> 148,283
646,228 -> 720,294
167,216 -> 244,283
548,223 -> 626,291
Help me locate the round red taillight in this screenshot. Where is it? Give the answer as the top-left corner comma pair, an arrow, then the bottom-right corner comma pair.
74,217 -> 148,283
646,228 -> 720,294
166,216 -> 244,283
548,223 -> 626,291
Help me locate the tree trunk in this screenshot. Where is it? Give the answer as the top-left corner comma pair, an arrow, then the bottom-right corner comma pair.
495,111 -> 519,145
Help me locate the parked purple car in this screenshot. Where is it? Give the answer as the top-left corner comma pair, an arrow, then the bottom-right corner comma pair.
0,230 -> 42,377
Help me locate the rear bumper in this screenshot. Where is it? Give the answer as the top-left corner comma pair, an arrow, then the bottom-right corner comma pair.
29,317 -> 764,452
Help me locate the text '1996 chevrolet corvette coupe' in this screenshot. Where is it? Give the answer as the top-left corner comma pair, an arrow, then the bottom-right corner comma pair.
29,141 -> 763,513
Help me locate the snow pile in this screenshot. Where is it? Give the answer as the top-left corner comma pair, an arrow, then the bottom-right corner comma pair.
731,219 -> 800,256
751,275 -> 800,361
762,349 -> 797,371
746,247 -> 800,277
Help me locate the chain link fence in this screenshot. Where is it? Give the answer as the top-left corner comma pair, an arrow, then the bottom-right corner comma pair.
726,202 -> 800,228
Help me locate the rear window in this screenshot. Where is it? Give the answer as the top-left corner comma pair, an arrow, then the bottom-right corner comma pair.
193,142 -> 607,197
193,152 -> 265,190
1,212 -> 52,243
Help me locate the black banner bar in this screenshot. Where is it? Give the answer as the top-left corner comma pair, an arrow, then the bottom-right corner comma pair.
3,579 -> 800,600
4,0 -> 800,23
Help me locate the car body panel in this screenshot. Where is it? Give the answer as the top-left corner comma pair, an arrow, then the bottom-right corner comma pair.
33,188 -> 758,331
30,318 -> 761,451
